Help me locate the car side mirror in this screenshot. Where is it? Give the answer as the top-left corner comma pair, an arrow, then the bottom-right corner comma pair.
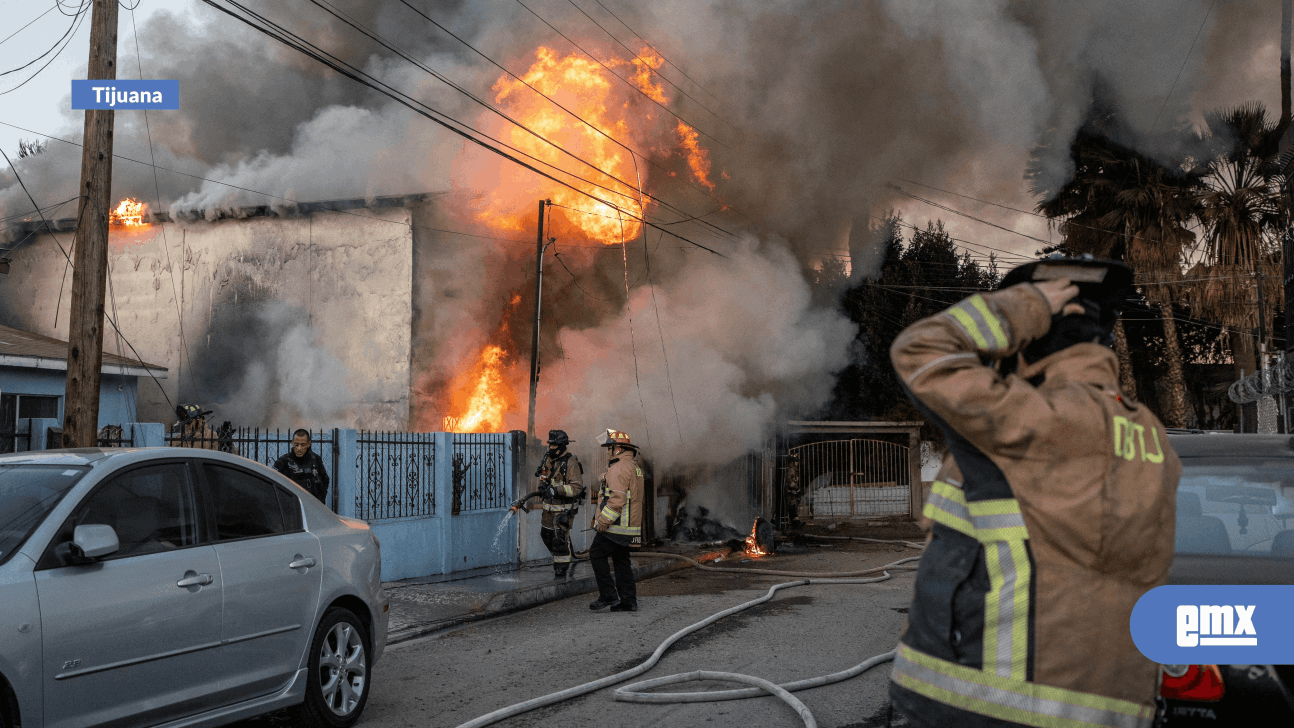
71,524 -> 120,561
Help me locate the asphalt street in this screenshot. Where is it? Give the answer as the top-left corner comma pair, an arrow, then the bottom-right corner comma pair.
361,541 -> 917,728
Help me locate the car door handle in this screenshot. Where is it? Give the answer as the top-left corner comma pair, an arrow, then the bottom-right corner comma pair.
288,558 -> 316,569
177,573 -> 214,587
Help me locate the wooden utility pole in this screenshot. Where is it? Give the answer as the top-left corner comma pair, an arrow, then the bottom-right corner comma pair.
63,0 -> 119,448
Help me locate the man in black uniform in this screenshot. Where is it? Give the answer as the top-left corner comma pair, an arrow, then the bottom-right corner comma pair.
273,429 -> 331,504
535,429 -> 584,579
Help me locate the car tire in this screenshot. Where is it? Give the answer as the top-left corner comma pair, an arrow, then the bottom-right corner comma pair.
290,607 -> 372,728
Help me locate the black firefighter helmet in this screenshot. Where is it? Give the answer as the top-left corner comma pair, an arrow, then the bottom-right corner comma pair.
546,429 -> 571,448
999,254 -> 1135,359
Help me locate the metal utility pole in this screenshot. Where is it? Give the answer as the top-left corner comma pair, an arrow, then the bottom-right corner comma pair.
63,0 -> 119,448
526,200 -> 554,440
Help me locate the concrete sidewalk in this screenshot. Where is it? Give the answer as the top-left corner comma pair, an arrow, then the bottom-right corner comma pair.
382,553 -> 694,644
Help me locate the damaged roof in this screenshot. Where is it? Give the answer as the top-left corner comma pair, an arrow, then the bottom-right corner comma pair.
0,324 -> 167,379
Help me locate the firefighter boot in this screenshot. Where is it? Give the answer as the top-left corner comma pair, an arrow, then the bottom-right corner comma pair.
553,563 -> 569,579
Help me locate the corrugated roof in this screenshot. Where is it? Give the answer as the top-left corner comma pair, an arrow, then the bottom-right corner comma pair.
0,324 -> 167,378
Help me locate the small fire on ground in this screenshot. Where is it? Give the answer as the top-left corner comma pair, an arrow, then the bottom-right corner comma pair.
744,517 -> 770,557
110,198 -> 148,227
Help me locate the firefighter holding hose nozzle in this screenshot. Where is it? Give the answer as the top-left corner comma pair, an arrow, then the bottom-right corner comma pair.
887,256 -> 1180,728
523,429 -> 585,579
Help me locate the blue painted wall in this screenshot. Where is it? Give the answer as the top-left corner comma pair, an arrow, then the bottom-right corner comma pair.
0,365 -> 141,429
336,430 -> 520,582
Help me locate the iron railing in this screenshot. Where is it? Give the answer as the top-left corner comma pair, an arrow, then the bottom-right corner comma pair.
96,425 -> 135,448
451,433 -> 509,513
163,425 -> 340,511
791,438 -> 910,518
355,431 -> 436,520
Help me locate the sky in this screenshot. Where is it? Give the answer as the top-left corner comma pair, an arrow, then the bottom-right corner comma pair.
0,0 -> 191,154
0,0 -> 1288,263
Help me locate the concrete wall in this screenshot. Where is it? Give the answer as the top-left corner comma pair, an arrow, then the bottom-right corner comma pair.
0,365 -> 139,428
0,207 -> 414,430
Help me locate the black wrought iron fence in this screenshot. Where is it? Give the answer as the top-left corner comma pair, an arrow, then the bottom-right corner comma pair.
355,431 -> 436,520
96,425 -> 135,448
451,433 -> 509,513
163,425 -> 340,511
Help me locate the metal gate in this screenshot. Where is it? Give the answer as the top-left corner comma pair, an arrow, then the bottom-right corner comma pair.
790,438 -> 910,518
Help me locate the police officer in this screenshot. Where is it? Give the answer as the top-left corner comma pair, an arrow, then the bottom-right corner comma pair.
273,429 -> 331,504
887,256 -> 1180,728
535,429 -> 585,578
588,429 -> 645,612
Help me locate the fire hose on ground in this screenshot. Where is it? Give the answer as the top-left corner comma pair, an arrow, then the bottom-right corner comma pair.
452,551 -> 925,728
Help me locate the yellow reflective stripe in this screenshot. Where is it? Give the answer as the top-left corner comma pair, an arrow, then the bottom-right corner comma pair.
893,645 -> 1153,728
967,499 -> 1029,541
925,480 -> 974,536
948,307 -> 989,349
608,525 -> 640,535
982,540 -> 1031,680
600,506 -> 620,521
970,295 -> 1009,350
553,555 -> 572,563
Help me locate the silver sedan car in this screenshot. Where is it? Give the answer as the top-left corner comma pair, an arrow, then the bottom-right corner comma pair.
0,447 -> 388,728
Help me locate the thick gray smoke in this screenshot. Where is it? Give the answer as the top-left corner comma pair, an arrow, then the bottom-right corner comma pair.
0,0 -> 1285,486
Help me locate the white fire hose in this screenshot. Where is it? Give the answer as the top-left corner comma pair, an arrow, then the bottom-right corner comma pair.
452,551 -> 924,728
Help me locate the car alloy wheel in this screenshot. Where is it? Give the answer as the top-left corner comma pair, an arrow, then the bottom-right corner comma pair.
294,607 -> 371,728
319,621 -> 367,716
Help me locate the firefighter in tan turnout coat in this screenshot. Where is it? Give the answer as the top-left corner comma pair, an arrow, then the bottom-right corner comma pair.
887,256 -> 1181,728
588,429 -> 645,612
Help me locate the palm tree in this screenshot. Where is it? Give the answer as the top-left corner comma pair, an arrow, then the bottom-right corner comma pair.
1187,104 -> 1283,390
1029,117 -> 1202,426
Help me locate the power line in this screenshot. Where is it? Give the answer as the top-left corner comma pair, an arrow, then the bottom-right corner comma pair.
0,146 -> 173,410
511,0 -> 727,149
0,1 -> 90,96
392,0 -> 738,237
129,3 -> 193,405
564,0 -> 736,132
641,227 -> 683,445
588,0 -> 726,109
889,184 -> 1051,248
1149,0 -> 1217,136
198,0 -> 727,258
0,5 -> 57,48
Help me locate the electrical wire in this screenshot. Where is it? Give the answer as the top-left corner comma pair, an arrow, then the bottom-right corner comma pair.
511,0 -> 727,149
564,0 -> 737,132
0,6 -> 57,48
0,1 -> 90,96
197,0 -> 727,258
129,4 -> 193,406
587,0 -> 726,108
1149,0 -> 1217,136
392,0 -> 739,237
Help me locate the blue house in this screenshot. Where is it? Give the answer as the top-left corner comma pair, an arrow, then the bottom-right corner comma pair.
0,324 -> 167,452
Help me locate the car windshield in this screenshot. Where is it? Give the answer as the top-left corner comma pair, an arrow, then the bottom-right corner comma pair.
1176,459 -> 1294,558
0,464 -> 89,565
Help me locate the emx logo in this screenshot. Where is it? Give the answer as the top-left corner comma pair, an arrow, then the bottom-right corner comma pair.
1177,605 -> 1256,647
1132,586 -> 1292,663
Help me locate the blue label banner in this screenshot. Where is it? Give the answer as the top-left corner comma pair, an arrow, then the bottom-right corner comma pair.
71,80 -> 178,110
1130,585 -> 1294,664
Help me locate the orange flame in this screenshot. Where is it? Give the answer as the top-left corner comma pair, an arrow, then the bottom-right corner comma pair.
446,344 -> 512,433
484,46 -> 647,244
677,122 -> 715,192
744,518 -> 768,557
110,198 -> 148,227
443,294 -> 524,433
626,49 -> 668,103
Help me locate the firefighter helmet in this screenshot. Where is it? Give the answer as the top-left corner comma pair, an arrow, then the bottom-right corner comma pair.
546,429 -> 571,447
175,403 -> 211,423
999,254 -> 1134,318
598,429 -> 636,450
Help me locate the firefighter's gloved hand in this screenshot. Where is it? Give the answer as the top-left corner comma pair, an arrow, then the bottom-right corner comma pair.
538,484 -> 554,499
595,520 -> 609,533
